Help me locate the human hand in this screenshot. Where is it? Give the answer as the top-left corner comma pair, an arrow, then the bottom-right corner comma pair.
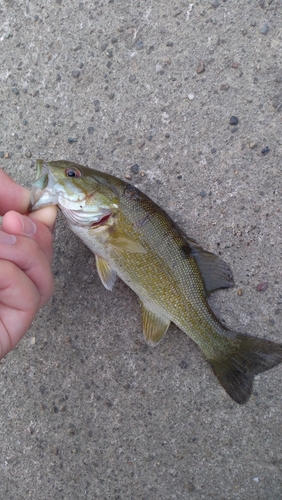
0,168 -> 57,359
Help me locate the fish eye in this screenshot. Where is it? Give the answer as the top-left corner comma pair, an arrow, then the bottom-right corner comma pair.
65,167 -> 82,178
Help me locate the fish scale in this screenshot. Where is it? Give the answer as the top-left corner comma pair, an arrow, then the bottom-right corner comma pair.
30,160 -> 282,404
104,187 -> 230,356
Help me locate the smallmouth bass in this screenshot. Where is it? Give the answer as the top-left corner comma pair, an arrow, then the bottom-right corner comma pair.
30,160 -> 282,404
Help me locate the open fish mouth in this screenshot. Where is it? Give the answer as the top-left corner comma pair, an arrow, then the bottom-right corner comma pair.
30,159 -> 59,211
29,160 -> 114,227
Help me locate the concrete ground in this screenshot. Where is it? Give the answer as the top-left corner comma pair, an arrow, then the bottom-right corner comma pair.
1,1 -> 282,499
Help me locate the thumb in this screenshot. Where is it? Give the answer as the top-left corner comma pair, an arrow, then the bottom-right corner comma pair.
28,205 -> 58,233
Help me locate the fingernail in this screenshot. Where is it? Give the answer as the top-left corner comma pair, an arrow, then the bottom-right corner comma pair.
21,216 -> 36,236
0,231 -> 17,245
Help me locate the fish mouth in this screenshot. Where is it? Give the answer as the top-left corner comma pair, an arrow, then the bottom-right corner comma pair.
34,159 -> 49,189
29,159 -> 58,211
29,160 -> 113,227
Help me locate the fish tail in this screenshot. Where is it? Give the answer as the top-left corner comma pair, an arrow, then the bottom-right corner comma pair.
208,332 -> 282,404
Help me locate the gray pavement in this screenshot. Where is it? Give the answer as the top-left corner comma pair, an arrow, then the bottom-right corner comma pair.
1,1 -> 282,499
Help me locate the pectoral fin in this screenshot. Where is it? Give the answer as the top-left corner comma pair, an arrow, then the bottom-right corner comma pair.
95,255 -> 116,291
141,302 -> 170,346
108,234 -> 147,254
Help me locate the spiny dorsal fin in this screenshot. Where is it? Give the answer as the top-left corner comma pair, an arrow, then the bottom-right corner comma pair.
141,302 -> 170,346
95,255 -> 116,291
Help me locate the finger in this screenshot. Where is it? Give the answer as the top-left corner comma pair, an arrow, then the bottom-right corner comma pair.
2,210 -> 55,263
0,231 -> 54,307
0,168 -> 30,215
29,205 -> 58,233
0,260 -> 40,358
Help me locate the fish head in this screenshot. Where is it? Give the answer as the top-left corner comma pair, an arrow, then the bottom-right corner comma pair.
30,160 -> 119,226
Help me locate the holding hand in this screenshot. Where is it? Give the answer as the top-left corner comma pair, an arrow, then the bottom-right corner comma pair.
0,168 -> 57,359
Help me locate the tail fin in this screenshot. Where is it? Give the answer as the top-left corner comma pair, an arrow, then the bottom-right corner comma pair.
209,333 -> 282,404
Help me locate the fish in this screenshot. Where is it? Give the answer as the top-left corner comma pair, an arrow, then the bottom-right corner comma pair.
30,159 -> 282,404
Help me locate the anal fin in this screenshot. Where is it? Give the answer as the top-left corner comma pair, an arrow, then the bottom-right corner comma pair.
141,302 -> 170,346
95,255 -> 116,291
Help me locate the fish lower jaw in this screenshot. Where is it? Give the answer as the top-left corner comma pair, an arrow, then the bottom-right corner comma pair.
30,188 -> 59,211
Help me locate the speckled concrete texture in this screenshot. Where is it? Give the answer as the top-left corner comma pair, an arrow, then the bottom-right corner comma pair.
1,1 -> 282,499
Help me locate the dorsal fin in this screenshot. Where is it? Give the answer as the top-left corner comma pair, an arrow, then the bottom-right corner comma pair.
185,237 -> 234,294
